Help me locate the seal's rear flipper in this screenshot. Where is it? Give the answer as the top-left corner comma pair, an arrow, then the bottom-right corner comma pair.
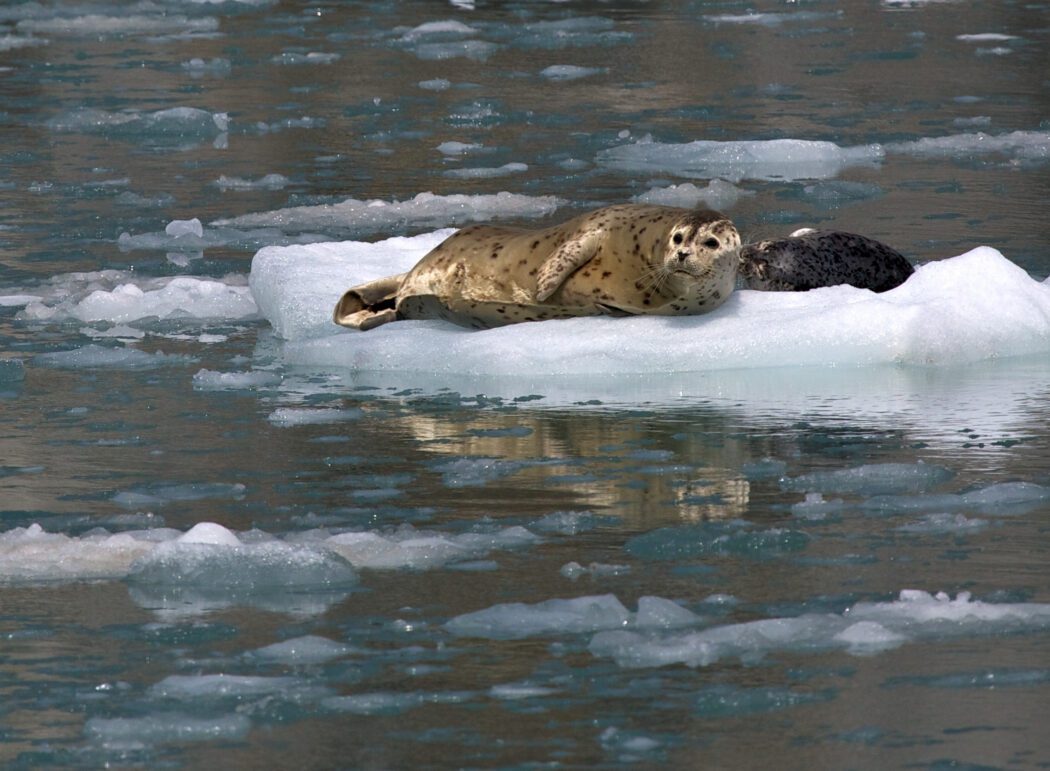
333,274 -> 406,330
595,302 -> 643,317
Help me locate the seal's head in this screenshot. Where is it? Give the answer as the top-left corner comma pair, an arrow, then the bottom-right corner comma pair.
658,210 -> 741,288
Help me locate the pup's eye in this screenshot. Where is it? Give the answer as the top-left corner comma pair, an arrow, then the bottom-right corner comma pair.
704,238 -> 720,249
672,233 -> 683,245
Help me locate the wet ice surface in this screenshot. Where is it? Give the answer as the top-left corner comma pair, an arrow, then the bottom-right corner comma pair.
2,0 -> 1050,768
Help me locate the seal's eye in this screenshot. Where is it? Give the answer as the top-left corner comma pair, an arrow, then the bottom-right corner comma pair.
703,238 -> 720,249
672,233 -> 683,245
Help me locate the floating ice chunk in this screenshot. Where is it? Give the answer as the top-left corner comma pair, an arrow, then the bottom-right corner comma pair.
887,130 -> 1050,161
627,522 -> 809,561
112,483 -> 246,509
182,57 -> 231,76
790,492 -> 847,520
399,20 -> 478,41
323,524 -> 538,570
419,78 -> 452,91
489,683 -> 559,700
0,294 -> 43,307
33,345 -> 196,370
167,218 -> 204,239
437,141 -> 485,155
216,173 -> 289,191
22,274 -> 256,325
84,713 -> 250,745
128,539 -> 358,589
635,596 -> 701,629
0,524 -> 157,582
178,522 -> 241,546
267,407 -> 364,426
192,369 -> 282,391
322,692 -> 446,715
514,16 -> 632,49
863,481 -> 1050,514
221,191 -> 563,237
413,40 -> 498,61
0,34 -> 48,51
246,635 -> 352,664
258,244 -> 1050,376
444,162 -> 527,179
597,136 -> 884,182
561,561 -> 631,580
447,594 -> 631,639
832,620 -> 907,653
781,462 -> 953,495
703,11 -> 842,26
956,33 -> 1020,42
271,51 -> 340,65
533,510 -> 617,535
633,180 -> 753,210
801,180 -> 883,204
432,457 -> 530,487
591,590 -> 1050,669
896,513 -> 989,533
540,64 -> 606,80
17,15 -> 219,37
149,674 -> 316,701
46,107 -> 228,140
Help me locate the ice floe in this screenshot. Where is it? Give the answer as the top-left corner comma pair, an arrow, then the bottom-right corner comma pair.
589,590 -> 1050,668
215,191 -> 563,237
251,238 -> 1050,384
596,136 -> 885,182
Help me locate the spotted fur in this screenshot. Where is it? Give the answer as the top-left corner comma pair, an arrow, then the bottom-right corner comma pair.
334,204 -> 741,331
738,229 -> 913,293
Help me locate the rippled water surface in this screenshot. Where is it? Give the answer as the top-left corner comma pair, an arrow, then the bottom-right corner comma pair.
2,1 -> 1050,768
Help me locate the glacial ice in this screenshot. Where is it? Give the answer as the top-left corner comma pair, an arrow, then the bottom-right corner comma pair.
192,369 -> 282,391
46,107 -> 228,139
215,191 -> 563,237
780,462 -> 953,495
216,174 -> 290,191
33,345 -> 197,370
246,635 -> 353,665
541,65 -> 606,80
633,180 -> 753,210
0,519 -> 542,588
17,14 -> 219,37
17,270 -> 256,326
588,590 -> 1050,669
446,594 -> 632,639
596,136 -> 885,182
84,714 -> 251,745
267,407 -> 364,426
252,238 -> 1050,381
444,162 -> 527,179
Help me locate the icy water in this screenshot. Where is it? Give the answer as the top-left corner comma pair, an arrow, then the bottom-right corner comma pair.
2,0 -> 1050,768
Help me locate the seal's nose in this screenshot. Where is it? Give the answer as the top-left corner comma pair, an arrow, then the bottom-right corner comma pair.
676,250 -> 690,261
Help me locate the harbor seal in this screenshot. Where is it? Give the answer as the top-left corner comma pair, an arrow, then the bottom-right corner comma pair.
739,228 -> 914,293
334,203 -> 741,331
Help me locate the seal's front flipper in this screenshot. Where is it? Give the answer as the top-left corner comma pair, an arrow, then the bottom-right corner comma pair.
535,230 -> 602,301
333,273 -> 406,330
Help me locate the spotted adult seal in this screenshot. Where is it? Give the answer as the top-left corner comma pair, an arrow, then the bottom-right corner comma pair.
739,228 -> 914,293
334,204 -> 741,330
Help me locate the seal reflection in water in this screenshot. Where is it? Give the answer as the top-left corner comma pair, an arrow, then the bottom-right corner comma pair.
739,228 -> 914,293
334,204 -> 741,331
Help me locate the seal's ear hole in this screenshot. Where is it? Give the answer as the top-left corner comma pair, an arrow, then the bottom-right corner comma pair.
704,238 -> 720,249
672,233 -> 683,245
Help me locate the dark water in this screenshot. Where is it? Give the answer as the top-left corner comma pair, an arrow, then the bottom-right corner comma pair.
1,1 -> 1050,768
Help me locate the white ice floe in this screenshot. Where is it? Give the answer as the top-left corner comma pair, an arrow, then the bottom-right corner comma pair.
780,462 -> 953,495
267,407 -> 364,426
245,635 -> 353,664
192,369 -> 282,390
216,174 -> 290,191
17,271 -> 257,326
252,238 -> 1050,374
0,34 -> 48,51
632,180 -> 753,210
444,162 -> 527,179
46,107 -> 228,137
18,15 -> 219,37
397,20 -> 479,42
597,135 -> 885,182
85,714 -> 251,746
445,594 -> 700,639
540,64 -> 606,80
215,191 -> 562,236
271,51 -> 341,65
33,345 -> 197,370
589,590 -> 1050,668
412,40 -> 498,61
887,130 -> 1050,161
0,519 -> 543,586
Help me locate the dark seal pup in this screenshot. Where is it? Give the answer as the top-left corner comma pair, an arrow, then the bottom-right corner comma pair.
739,228 -> 914,293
